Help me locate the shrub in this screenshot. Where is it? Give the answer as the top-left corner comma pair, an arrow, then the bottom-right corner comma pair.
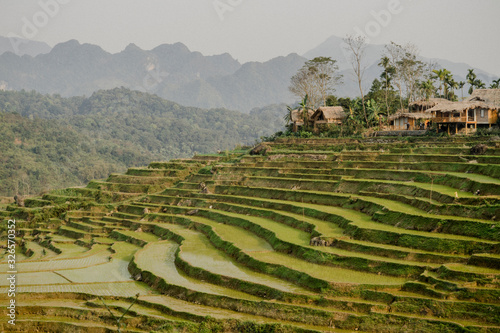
470,144 -> 488,155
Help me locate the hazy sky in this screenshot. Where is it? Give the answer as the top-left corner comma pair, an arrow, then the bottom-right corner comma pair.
1,0 -> 499,75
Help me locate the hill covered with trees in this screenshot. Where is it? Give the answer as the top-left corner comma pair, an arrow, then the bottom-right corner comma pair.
0,88 -> 285,196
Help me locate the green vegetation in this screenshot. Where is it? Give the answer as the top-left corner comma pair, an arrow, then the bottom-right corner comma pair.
0,88 -> 284,196
1,136 -> 499,332
283,47 -> 500,138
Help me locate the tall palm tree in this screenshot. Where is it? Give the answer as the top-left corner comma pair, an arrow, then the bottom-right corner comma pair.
432,69 -> 450,98
420,79 -> 435,100
490,78 -> 500,89
445,76 -> 458,101
458,81 -> 465,100
475,80 -> 486,90
466,69 -> 477,95
378,56 -> 395,116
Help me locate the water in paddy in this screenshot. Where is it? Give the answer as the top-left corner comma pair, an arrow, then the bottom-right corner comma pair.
251,251 -> 406,285
208,204 -> 436,268
445,263 -> 500,274
54,242 -> 138,283
10,281 -> 152,297
0,271 -> 69,286
188,216 -> 406,285
114,229 -> 160,242
21,241 -> 59,261
186,216 -> 273,252
48,242 -> 90,259
428,170 -> 500,185
135,239 -> 261,301
173,225 -> 311,294
142,295 -> 338,332
345,177 -> 476,198
218,210 -> 311,245
103,299 -> 192,322
0,248 -> 111,273
217,202 -> 345,238
231,194 -> 493,242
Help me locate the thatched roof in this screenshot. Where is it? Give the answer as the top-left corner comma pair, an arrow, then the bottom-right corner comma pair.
388,112 -> 429,121
311,106 -> 346,120
468,89 -> 500,108
409,98 -> 449,109
426,101 -> 488,113
426,89 -> 500,113
290,109 -> 315,123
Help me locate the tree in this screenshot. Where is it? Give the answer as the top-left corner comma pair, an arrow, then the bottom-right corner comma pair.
367,78 -> 384,104
420,79 -> 436,100
325,95 -> 338,107
384,42 -> 425,110
475,80 -> 486,89
432,69 -> 450,98
444,74 -> 458,101
343,35 -> 368,123
298,95 -> 312,131
466,69 -> 477,95
365,99 -> 384,128
458,81 -> 466,100
289,57 -> 342,109
400,44 -> 426,104
490,78 -> 500,89
378,56 -> 396,116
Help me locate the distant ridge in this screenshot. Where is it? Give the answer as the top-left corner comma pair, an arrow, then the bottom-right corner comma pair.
0,35 -> 51,57
0,38 -> 302,112
0,36 -> 498,111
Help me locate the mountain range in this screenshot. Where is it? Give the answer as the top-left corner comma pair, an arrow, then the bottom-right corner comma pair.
0,35 -> 51,57
0,35 -> 498,112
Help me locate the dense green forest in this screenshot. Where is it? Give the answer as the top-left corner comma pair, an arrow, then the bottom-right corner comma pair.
0,88 -> 285,196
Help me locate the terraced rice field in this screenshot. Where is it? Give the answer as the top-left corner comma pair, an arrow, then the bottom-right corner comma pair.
1,137 -> 500,332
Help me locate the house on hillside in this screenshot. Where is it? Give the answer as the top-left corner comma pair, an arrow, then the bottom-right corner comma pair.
409,98 -> 450,112
387,98 -> 449,131
426,89 -> 500,134
290,109 -> 315,132
388,111 -> 429,130
310,106 -> 347,132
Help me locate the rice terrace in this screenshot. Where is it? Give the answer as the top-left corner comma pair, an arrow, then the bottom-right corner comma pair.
0,135 -> 499,332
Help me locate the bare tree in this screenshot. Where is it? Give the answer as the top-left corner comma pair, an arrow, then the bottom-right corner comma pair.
384,42 -> 425,110
385,42 -> 405,111
343,35 -> 368,123
289,57 -> 342,110
401,43 -> 426,103
289,67 -> 316,108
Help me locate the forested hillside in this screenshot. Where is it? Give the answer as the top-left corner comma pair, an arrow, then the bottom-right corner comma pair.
0,88 -> 285,196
